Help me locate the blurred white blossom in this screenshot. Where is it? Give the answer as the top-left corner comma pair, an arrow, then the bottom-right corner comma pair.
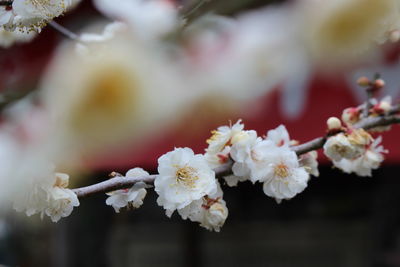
39,28 -> 193,164
13,171 -> 79,222
0,28 -> 36,47
94,0 -> 179,41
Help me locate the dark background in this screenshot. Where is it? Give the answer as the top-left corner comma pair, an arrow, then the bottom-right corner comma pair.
2,165 -> 400,267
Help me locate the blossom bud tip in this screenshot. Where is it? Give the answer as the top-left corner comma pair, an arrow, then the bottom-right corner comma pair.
327,117 -> 342,130
357,77 -> 370,87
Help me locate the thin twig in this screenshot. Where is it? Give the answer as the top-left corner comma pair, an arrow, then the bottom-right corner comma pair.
49,21 -> 82,42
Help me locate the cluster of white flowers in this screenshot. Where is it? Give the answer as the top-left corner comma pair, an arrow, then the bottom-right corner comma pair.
324,126 -> 387,177
208,122 -> 318,200
13,169 -> 79,222
228,124 -> 316,203
153,121 -> 317,232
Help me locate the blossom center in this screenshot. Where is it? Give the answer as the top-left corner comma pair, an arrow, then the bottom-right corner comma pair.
175,166 -> 199,188
274,163 -> 290,178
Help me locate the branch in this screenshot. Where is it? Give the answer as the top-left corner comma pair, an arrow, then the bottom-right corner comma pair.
72,107 -> 400,198
49,21 -> 82,42
73,161 -> 233,198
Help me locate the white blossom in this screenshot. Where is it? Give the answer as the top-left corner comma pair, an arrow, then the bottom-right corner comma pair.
94,0 -> 178,41
293,0 -> 400,66
155,148 -> 217,216
229,130 -> 260,181
0,28 -> 36,48
257,145 -> 309,203
299,151 -> 319,177
204,120 -> 244,168
105,168 -> 148,213
266,124 -> 290,147
323,133 -> 364,161
13,171 -> 79,222
333,136 -> 387,176
342,107 -> 362,126
177,182 -> 228,232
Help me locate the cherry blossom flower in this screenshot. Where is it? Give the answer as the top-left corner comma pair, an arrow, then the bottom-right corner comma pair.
299,151 -> 319,177
94,0 -> 178,41
155,148 -> 217,217
256,145 -> 309,203
323,133 -> 364,161
229,130 -> 260,182
204,120 -> 244,169
105,168 -> 149,213
177,182 -> 228,232
13,171 -> 79,222
265,124 -> 291,147
333,136 -> 387,176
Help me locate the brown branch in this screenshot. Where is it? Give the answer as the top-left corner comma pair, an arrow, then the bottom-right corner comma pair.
72,107 -> 400,198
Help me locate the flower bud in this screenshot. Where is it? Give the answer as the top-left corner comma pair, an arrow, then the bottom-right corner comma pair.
357,77 -> 370,87
380,100 -> 391,113
327,117 -> 342,130
373,79 -> 385,89
390,30 -> 400,43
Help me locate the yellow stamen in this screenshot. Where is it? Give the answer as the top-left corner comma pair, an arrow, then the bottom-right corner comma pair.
274,163 -> 290,179
175,165 -> 199,189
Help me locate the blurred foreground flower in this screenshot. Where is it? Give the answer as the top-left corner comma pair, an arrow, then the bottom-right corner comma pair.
39,25 -> 194,164
294,0 -> 400,67
0,28 -> 36,47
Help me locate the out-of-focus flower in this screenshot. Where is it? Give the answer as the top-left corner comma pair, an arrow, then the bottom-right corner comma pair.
0,0 -> 80,31
44,174 -> 80,222
94,0 -> 179,41
76,22 -> 127,54
184,10 -> 300,100
295,0 -> 400,66
0,28 -> 36,47
178,182 -> 228,232
334,136 -> 387,176
39,29 -> 192,164
155,148 -> 217,217
13,170 -> 79,222
105,168 -> 148,213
